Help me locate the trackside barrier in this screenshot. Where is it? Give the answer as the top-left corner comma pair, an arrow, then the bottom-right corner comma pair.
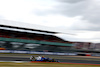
92,53 -> 100,56
0,50 -> 77,56
0,50 -> 11,53
77,53 -> 91,56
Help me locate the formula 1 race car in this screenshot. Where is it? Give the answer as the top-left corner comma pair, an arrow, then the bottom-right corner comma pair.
30,56 -> 60,62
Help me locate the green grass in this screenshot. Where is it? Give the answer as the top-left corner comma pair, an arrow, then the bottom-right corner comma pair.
0,62 -> 99,67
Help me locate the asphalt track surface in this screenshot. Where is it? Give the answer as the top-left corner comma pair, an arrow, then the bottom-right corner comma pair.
0,57 -> 100,64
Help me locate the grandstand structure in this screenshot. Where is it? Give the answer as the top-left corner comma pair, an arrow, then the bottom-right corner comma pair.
73,42 -> 100,53
0,20 -> 74,52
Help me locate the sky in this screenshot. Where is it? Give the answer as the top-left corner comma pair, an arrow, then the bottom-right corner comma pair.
0,0 -> 100,43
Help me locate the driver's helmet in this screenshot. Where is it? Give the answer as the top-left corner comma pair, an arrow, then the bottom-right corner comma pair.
42,56 -> 44,58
